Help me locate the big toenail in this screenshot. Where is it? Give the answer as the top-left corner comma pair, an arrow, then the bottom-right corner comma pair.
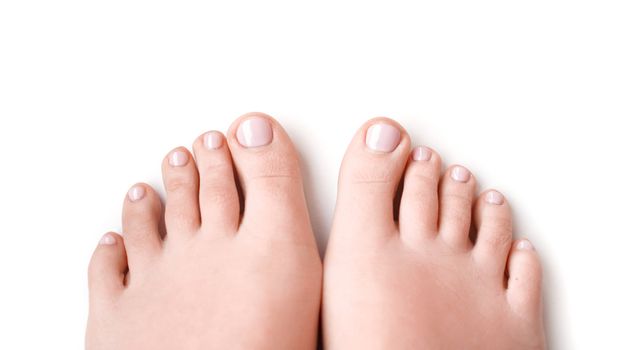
516,239 -> 534,250
485,190 -> 504,205
128,185 -> 146,202
365,123 -> 401,152
236,117 -> 273,148
450,166 -> 471,182
169,150 -> 189,167
203,131 -> 223,150
413,146 -> 432,161
99,233 -> 116,245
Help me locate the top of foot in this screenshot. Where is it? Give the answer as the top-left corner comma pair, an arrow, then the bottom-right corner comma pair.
323,118 -> 546,350
87,113 -> 322,350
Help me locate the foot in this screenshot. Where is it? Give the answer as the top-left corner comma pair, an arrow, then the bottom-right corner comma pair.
323,118 -> 546,349
86,113 -> 322,350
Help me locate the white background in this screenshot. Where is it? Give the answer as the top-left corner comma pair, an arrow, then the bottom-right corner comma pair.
1,1 -> 621,348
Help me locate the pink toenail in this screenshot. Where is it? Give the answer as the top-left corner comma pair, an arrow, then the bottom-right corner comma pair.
450,166 -> 471,182
99,233 -> 116,245
203,131 -> 223,150
236,117 -> 273,148
365,123 -> 401,152
169,150 -> 189,167
485,190 -> 504,205
413,146 -> 432,161
516,239 -> 534,250
128,185 -> 145,202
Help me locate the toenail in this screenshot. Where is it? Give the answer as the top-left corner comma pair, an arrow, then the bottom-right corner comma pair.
203,131 -> 223,150
365,123 -> 401,152
516,239 -> 534,251
169,150 -> 189,167
413,146 -> 432,161
485,190 -> 504,205
99,233 -> 116,245
128,185 -> 146,202
450,166 -> 471,182
236,117 -> 273,148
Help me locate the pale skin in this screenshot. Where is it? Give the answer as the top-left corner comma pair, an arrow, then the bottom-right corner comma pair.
87,113 -> 546,349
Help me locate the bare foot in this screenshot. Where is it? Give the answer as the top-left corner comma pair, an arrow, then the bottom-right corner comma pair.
323,118 -> 546,349
86,113 -> 322,349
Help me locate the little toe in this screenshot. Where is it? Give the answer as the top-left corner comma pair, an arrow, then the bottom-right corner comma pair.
162,147 -> 201,236
472,190 -> 513,277
332,118 -> 411,241
192,131 -> 240,234
506,239 -> 543,318
399,146 -> 442,242
122,183 -> 162,269
88,232 -> 127,302
438,165 -> 477,249
226,112 -> 313,243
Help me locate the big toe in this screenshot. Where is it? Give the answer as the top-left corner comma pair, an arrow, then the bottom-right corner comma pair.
331,118 -> 411,242
226,112 -> 313,244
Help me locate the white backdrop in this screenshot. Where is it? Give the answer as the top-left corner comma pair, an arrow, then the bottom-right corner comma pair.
1,1 -> 621,349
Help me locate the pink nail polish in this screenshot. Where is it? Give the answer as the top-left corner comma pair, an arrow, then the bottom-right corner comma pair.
365,123 -> 401,152
413,146 -> 432,161
203,131 -> 223,150
450,166 -> 471,183
236,117 -> 273,148
99,233 -> 116,245
516,239 -> 534,251
485,190 -> 504,205
128,185 -> 145,202
169,150 -> 189,167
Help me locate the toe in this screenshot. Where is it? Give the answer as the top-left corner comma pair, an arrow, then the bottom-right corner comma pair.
438,165 -> 477,249
122,183 -> 162,269
472,190 -> 513,277
226,112 -> 313,243
399,146 -> 442,242
506,239 -> 543,317
162,147 -> 201,235
332,118 -> 411,240
192,131 -> 240,234
88,232 -> 127,302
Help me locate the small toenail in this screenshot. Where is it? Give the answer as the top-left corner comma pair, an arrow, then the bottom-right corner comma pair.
485,190 -> 504,205
169,150 -> 189,167
365,123 -> 401,152
450,166 -> 471,182
236,117 -> 273,148
516,239 -> 534,251
128,185 -> 146,202
413,146 -> 432,161
99,233 -> 116,245
203,131 -> 223,150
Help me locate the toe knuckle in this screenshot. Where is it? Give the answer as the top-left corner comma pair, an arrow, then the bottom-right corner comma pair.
166,176 -> 195,192
345,162 -> 398,184
249,152 -> 300,179
203,184 -> 237,205
480,223 -> 513,247
202,160 -> 232,174
444,192 -> 472,205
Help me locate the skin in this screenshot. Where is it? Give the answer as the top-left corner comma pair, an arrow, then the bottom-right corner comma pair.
87,114 -> 546,349
322,117 -> 547,349
86,113 -> 322,350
